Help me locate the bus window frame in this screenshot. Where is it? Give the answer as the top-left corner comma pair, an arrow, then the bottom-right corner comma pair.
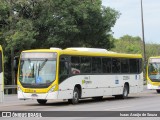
59,55 -> 142,76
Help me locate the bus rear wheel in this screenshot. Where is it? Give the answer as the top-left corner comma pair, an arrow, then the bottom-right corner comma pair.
68,87 -> 80,104
156,90 -> 160,93
115,84 -> 129,99
37,99 -> 47,105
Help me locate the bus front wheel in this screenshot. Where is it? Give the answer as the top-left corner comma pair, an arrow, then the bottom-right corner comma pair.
68,87 -> 80,104
37,99 -> 47,105
156,90 -> 160,93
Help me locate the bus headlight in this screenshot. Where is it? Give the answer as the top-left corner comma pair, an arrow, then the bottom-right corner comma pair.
17,85 -> 22,92
48,85 -> 56,93
147,80 -> 151,84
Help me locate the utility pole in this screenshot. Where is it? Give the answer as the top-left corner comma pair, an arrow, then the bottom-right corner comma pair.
9,0 -> 15,94
141,0 -> 147,83
140,0 -> 146,63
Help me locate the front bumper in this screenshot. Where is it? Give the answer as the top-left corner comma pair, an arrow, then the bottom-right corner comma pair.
147,83 -> 160,90
18,91 -> 58,100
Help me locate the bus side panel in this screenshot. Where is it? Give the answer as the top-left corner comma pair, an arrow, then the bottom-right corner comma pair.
130,86 -> 138,93
57,90 -> 73,99
103,88 -> 113,96
57,75 -> 129,98
89,75 -> 123,96
58,72 -> 143,99
128,73 -> 143,93
138,72 -> 144,92
57,76 -> 82,99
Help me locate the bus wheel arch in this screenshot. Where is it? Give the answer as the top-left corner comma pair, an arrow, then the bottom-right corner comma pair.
115,82 -> 129,99
75,84 -> 82,99
68,84 -> 82,104
122,82 -> 129,99
124,82 -> 129,94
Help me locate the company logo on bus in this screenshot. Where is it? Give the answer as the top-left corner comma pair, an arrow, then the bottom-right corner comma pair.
82,80 -> 92,84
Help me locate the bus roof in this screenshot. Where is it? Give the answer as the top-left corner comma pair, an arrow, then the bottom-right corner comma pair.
149,56 -> 160,59
0,45 -> 2,51
22,47 -> 142,59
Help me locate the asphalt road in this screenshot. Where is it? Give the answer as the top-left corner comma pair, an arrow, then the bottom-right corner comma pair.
0,86 -> 160,120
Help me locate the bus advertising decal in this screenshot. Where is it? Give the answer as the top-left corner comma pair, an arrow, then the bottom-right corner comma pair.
82,80 -> 92,85
135,75 -> 140,80
115,76 -> 119,84
115,80 -> 119,84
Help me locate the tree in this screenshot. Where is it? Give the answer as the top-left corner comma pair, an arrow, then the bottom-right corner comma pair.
111,35 -> 143,54
111,34 -> 160,61
29,0 -> 120,49
0,0 -> 120,85
0,0 -> 37,85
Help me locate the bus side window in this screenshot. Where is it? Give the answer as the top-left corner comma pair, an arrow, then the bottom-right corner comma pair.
129,59 -> 139,73
102,58 -> 111,73
121,59 -> 129,73
112,58 -> 121,73
138,59 -> 142,73
71,56 -> 81,74
81,57 -> 91,73
92,57 -> 101,73
59,57 -> 69,83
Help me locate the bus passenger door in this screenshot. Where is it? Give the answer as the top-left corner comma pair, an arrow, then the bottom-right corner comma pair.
59,61 -> 69,84
58,56 -> 74,99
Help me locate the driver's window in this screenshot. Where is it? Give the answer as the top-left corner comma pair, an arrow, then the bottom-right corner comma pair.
59,56 -> 69,83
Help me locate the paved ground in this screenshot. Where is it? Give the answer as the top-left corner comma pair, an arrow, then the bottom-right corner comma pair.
0,86 -> 160,120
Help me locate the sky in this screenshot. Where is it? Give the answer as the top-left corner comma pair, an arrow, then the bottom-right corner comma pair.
102,0 -> 160,44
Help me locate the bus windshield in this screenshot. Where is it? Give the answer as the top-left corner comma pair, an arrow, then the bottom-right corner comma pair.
148,62 -> 160,82
19,59 -> 56,84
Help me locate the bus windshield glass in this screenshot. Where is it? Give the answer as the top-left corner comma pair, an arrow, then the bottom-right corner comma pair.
19,52 -> 57,86
148,59 -> 160,82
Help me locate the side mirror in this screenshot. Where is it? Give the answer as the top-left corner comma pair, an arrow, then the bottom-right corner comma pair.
14,56 -> 19,71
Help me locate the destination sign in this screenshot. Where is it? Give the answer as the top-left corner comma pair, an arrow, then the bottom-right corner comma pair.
21,52 -> 57,59
149,58 -> 160,63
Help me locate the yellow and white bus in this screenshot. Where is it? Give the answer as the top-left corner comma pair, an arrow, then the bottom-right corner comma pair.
147,56 -> 160,93
0,45 -> 4,103
17,47 -> 143,104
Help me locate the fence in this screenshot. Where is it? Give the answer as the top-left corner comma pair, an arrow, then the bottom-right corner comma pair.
4,85 -> 17,94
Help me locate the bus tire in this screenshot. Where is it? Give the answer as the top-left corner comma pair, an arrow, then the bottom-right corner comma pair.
122,84 -> 129,99
37,99 -> 47,105
68,87 -> 80,104
156,90 -> 160,93
115,84 -> 129,99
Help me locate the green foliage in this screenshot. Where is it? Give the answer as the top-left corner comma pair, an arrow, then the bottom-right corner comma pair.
111,35 -> 142,54
111,35 -> 160,60
5,19 -> 37,53
0,0 -> 120,84
29,0 -> 120,49
145,44 -> 160,59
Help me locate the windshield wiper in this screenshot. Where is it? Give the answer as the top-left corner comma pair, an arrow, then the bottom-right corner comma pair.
38,59 -> 48,71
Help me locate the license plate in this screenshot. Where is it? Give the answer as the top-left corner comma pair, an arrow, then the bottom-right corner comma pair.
31,94 -> 38,98
25,89 -> 36,93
